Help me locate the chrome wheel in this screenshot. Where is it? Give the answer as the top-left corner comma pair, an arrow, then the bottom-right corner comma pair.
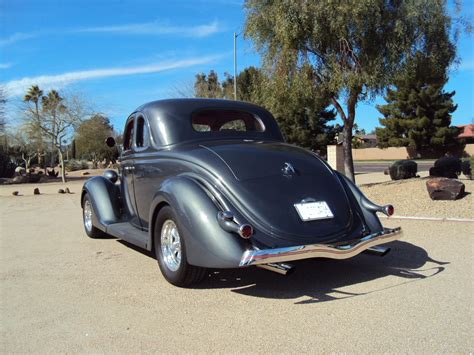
161,220 -> 182,272
83,199 -> 93,232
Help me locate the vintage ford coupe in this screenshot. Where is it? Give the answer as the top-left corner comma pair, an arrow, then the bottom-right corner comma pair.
81,99 -> 402,286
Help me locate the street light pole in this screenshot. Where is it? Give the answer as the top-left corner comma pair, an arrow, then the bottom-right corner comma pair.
233,32 -> 237,100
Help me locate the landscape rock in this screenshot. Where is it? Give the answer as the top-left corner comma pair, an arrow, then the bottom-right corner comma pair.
33,188 -> 41,195
426,178 -> 465,200
58,189 -> 65,194
388,160 -> 418,180
12,191 -> 19,196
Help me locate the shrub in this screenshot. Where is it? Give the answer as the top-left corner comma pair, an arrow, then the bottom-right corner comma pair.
0,152 -> 17,178
429,156 -> 461,178
65,159 -> 90,172
388,160 -> 418,180
80,160 -> 89,170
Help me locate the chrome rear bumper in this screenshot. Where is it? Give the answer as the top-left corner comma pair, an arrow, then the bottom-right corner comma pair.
240,227 -> 402,267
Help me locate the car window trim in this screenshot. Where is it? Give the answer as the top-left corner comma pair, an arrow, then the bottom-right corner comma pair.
133,114 -> 151,152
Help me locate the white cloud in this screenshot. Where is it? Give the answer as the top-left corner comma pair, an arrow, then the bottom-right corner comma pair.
76,20 -> 223,38
0,20 -> 223,47
4,55 -> 222,97
0,32 -> 38,47
0,62 -> 13,69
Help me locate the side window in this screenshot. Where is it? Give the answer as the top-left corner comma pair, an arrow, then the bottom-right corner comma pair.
123,119 -> 135,151
135,116 -> 150,149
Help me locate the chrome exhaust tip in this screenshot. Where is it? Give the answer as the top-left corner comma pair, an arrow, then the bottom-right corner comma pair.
363,246 -> 391,257
257,262 -> 294,275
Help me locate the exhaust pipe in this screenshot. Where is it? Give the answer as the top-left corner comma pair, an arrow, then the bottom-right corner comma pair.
363,246 -> 391,257
257,262 -> 294,275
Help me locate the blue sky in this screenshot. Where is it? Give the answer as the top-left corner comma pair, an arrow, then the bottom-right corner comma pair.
1,0 -> 473,133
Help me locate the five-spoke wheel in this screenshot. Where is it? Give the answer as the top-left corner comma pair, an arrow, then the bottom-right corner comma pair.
154,206 -> 206,287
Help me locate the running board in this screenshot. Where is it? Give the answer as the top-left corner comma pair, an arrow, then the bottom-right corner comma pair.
106,222 -> 148,249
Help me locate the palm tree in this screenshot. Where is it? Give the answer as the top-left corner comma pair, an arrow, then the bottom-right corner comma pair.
24,85 -> 45,168
42,90 -> 65,168
24,85 -> 43,116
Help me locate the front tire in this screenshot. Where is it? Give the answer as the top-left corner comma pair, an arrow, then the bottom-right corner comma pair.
154,206 -> 207,287
82,194 -> 105,238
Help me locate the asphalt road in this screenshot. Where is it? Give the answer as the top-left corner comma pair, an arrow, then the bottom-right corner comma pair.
355,161 -> 433,173
0,181 -> 472,353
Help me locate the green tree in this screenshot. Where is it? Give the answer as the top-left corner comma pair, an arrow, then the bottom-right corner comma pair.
376,80 -> 458,152
75,115 -> 118,166
245,0 -> 457,181
236,66 -> 264,103
194,70 -> 233,99
262,63 -> 336,153
23,86 -> 87,183
193,66 -> 336,152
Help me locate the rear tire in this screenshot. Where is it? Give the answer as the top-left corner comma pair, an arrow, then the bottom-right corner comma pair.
82,194 -> 106,238
154,206 -> 207,287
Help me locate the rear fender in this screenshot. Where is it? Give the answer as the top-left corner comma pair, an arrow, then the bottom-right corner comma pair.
336,172 -> 384,233
81,176 -> 121,232
148,176 -> 248,268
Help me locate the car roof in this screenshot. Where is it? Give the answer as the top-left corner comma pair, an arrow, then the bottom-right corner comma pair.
134,98 -> 284,147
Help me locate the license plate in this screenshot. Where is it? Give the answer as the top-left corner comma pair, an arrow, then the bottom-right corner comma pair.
294,201 -> 334,221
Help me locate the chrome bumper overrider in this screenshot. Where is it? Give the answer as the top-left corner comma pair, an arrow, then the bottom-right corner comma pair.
239,227 -> 402,267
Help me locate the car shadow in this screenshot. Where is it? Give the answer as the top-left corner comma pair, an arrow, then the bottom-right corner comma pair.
196,241 -> 448,304
115,239 -> 448,304
117,239 -> 155,258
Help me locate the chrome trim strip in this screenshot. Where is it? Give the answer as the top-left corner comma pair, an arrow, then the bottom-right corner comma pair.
240,227 -> 402,267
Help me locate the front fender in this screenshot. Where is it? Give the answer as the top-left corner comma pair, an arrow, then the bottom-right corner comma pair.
148,176 -> 248,268
82,176 -> 121,231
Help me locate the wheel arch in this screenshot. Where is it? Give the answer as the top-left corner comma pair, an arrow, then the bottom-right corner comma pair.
147,175 -> 247,268
81,176 -> 121,232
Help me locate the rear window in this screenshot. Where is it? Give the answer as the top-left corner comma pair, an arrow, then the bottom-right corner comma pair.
192,109 -> 265,133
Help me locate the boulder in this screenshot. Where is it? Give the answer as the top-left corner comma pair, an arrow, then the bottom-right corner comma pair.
12,191 -> 19,196
426,178 -> 465,200
388,160 -> 418,180
33,188 -> 41,195
58,189 -> 65,194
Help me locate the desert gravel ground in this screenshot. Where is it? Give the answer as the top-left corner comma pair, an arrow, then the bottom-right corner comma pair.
362,177 -> 473,219
0,176 -> 473,353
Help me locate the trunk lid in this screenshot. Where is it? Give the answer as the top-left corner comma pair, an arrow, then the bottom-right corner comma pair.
200,141 -> 363,245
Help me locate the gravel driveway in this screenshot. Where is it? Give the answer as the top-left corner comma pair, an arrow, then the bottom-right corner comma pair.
0,180 -> 472,353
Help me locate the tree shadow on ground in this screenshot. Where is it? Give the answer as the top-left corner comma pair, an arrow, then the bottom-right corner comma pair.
195,241 -> 448,304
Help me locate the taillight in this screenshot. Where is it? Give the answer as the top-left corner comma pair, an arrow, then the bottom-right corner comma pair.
238,224 -> 253,239
384,205 -> 394,217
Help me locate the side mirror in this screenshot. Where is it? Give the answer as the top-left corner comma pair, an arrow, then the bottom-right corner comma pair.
105,137 -> 116,147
